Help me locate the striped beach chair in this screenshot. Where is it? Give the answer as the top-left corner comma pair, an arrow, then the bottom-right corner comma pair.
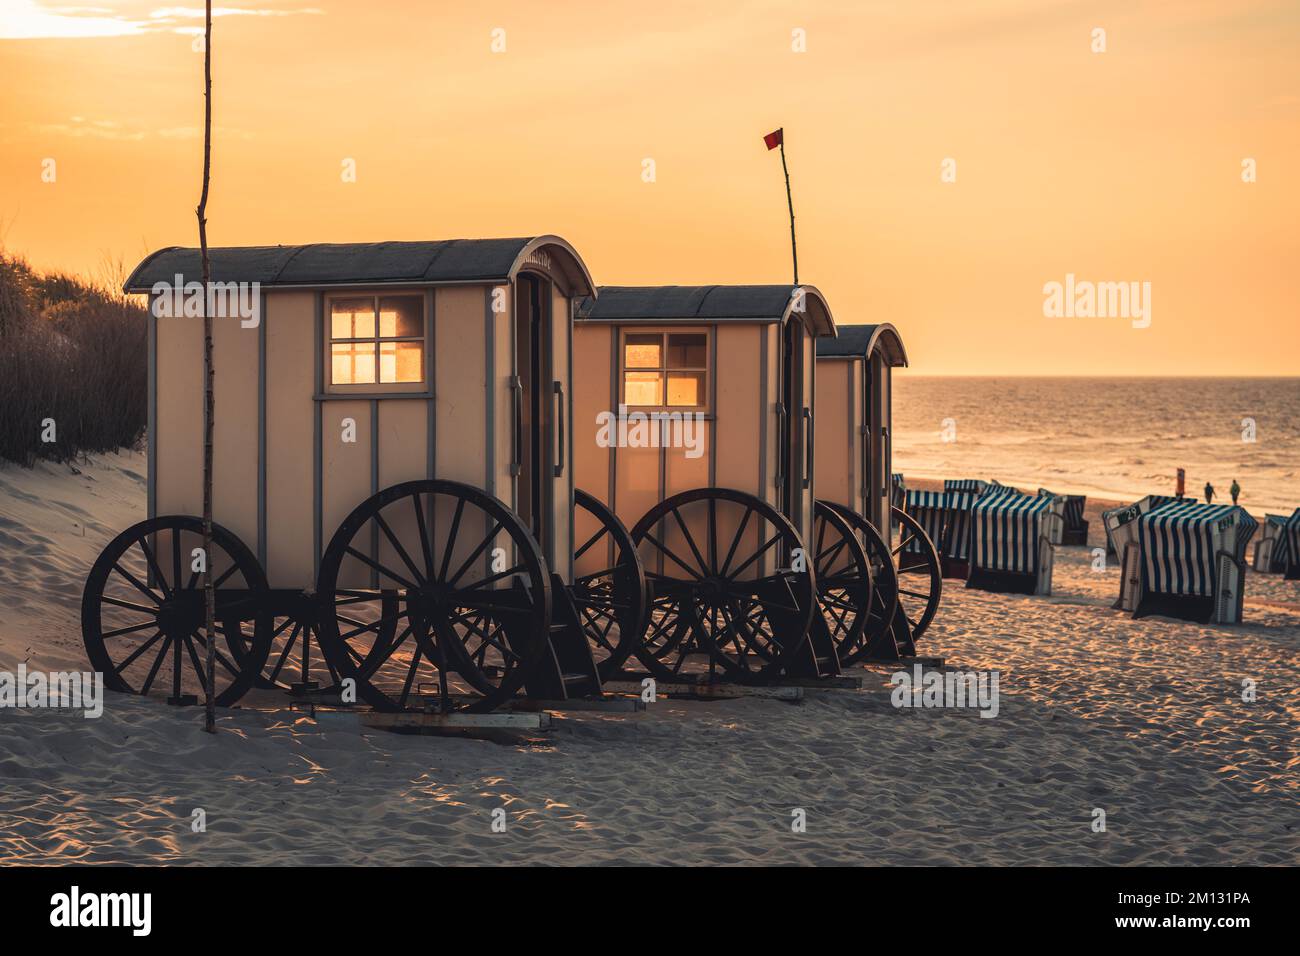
1287,509 -> 1300,580
967,490 -> 1065,595
1132,501 -> 1258,624
1103,494 -> 1186,558
1253,514 -> 1291,573
891,473 -> 906,510
1038,488 -> 1088,546
941,479 -> 989,576
903,489 -> 947,558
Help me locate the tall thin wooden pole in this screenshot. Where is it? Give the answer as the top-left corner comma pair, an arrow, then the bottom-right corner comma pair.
779,139 -> 798,287
198,0 -> 216,734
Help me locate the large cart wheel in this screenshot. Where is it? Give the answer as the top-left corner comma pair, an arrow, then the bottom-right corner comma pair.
820,502 -> 899,665
891,506 -> 943,640
630,488 -> 816,682
316,480 -> 552,713
81,516 -> 271,707
812,501 -> 873,664
223,591 -> 400,694
572,490 -> 648,681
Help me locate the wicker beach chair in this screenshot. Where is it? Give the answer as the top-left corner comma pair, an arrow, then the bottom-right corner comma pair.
1037,488 -> 1088,546
966,489 -> 1066,595
1128,501 -> 1258,624
1253,514 -> 1291,573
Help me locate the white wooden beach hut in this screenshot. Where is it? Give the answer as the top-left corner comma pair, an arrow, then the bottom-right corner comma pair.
83,236 -> 656,714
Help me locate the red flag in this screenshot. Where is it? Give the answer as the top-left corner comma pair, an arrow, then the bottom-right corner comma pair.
763,128 -> 783,150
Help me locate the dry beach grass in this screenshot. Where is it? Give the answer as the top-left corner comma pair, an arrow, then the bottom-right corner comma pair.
0,454 -> 1296,865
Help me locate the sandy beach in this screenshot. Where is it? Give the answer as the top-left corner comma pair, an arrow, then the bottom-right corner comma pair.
1,452 -> 1297,866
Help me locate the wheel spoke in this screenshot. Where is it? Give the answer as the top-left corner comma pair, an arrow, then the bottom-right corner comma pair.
727,532 -> 785,580
671,507 -> 711,578
344,546 -> 417,590
115,630 -> 164,672
374,510 -> 427,587
640,531 -> 703,581
412,492 -> 435,580
101,595 -> 158,615
446,519 -> 503,588
111,563 -> 163,606
136,537 -> 172,599
718,507 -> 753,577
103,618 -> 159,639
139,635 -> 171,694
397,638 -> 424,709
573,526 -> 606,563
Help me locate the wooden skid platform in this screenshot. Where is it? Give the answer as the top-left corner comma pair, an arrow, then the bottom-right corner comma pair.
857,655 -> 946,669
601,680 -> 803,701
357,711 -> 553,732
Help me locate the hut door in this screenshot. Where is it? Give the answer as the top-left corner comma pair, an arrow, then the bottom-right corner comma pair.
780,318 -> 814,544
513,273 -> 570,581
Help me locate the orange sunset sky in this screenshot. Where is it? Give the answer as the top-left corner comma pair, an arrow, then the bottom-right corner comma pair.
1,0 -> 1296,375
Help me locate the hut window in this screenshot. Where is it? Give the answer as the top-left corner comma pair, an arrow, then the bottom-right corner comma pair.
620,329 -> 709,409
329,295 -> 424,385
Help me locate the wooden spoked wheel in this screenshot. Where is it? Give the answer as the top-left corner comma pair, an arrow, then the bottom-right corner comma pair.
812,501 -> 873,664
630,488 -> 816,682
81,516 -> 271,707
223,592 -> 399,695
819,502 -> 900,665
572,490 -> 649,681
316,480 -> 552,713
891,506 -> 943,640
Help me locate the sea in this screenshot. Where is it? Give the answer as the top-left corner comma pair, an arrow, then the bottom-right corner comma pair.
891,377 -> 1300,516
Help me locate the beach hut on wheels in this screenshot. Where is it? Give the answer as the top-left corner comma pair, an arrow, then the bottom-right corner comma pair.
814,325 -> 943,654
572,285 -> 883,681
1118,500 -> 1258,624
83,236 -> 653,715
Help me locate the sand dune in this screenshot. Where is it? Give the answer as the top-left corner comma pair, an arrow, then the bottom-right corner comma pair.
1,454 -> 1297,865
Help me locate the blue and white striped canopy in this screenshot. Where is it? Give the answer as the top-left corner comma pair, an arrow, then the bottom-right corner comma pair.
891,473 -> 906,508
1264,513 -> 1292,570
903,489 -> 946,554
1287,508 -> 1300,573
944,479 -> 988,495
1139,501 -> 1258,597
970,491 -> 1055,573
940,481 -> 993,560
1039,488 -> 1086,531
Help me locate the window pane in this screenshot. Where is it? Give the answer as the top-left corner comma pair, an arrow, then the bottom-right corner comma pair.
380,341 -> 424,383
624,371 -> 662,405
666,371 -> 705,407
624,333 -> 662,369
378,296 -> 423,338
331,298 -> 374,339
332,342 -> 376,384
667,333 -> 707,368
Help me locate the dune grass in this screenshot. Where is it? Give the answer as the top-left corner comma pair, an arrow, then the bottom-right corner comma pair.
0,251 -> 147,466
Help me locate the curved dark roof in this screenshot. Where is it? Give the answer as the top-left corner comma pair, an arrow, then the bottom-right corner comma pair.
577,285 -> 835,336
816,323 -> 907,367
124,236 -> 594,295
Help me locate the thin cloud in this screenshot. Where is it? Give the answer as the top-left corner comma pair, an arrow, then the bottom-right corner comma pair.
0,1 -> 323,40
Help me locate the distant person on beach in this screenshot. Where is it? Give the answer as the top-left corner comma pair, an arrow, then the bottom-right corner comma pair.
1231,479 -> 1240,505
1204,481 -> 1215,504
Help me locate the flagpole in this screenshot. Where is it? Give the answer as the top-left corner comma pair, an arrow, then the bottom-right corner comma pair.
779,139 -> 798,287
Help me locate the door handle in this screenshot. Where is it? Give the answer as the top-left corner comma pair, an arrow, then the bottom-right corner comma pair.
802,407 -> 813,490
510,375 -> 522,477
553,380 -> 565,477
774,402 -> 787,486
